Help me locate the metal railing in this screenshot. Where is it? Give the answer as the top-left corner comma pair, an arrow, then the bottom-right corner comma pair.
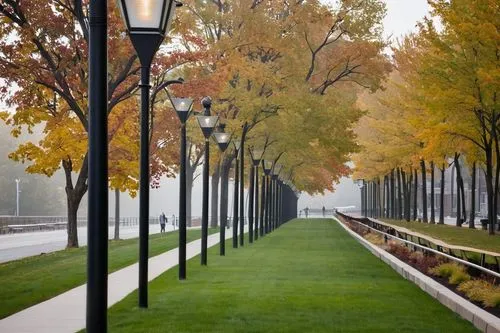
336,211 -> 500,279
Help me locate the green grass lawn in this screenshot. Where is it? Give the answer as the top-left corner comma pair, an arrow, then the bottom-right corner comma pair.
105,219 -> 477,333
380,219 -> 500,253
0,228 -> 217,319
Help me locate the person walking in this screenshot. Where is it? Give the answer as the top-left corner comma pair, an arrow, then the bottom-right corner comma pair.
304,207 -> 309,218
159,212 -> 166,233
322,206 -> 326,217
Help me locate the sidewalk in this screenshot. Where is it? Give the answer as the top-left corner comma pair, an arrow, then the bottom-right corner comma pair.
0,228 -> 237,333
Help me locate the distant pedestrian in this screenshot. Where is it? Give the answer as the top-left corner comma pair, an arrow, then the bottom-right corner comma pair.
305,207 -> 309,218
159,212 -> 166,233
299,210 -> 302,218
322,206 -> 326,217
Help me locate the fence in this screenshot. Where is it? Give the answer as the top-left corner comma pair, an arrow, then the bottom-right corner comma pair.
336,211 -> 500,278
0,214 -> 251,234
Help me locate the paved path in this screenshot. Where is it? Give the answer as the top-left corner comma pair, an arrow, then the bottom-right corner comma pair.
0,224 -> 179,263
0,228 -> 236,333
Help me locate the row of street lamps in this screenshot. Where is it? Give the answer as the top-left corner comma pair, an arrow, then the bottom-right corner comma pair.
87,1 -> 299,332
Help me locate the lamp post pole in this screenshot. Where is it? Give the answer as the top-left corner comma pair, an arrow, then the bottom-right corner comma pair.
138,61 -> 153,307
277,180 -> 281,227
260,172 -> 265,237
87,0 -> 108,330
179,122 -> 187,278
239,135 -> 246,247
280,181 -> 283,226
232,141 -> 240,248
118,0 -> 180,306
272,175 -> 277,231
254,166 -> 259,240
168,96 -> 195,280
247,148 -> 263,243
262,160 -> 272,234
201,127 -> 210,265
268,175 -> 272,233
196,98 -> 217,266
213,131 -> 231,255
248,159 -> 255,243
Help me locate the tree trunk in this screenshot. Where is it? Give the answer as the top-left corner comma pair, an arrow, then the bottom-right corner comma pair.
413,168 -> 418,221
421,160 -> 428,223
114,188 -> 120,240
486,161 -> 495,234
390,169 -> 395,219
210,160 -> 220,228
460,172 -> 466,224
408,172 -> 412,220
430,161 -> 435,224
219,155 -> 233,232
378,177 -> 382,218
493,114 -> 500,232
455,153 -> 467,227
469,161 -> 476,229
439,165 -> 445,224
383,175 -> 387,218
451,162 -> 455,216
397,168 -> 402,220
239,128 -> 248,246
62,158 -> 88,248
455,154 -> 461,227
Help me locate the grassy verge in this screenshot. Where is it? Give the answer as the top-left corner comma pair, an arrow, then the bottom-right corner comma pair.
105,219 -> 476,332
0,228 -> 217,319
380,219 -> 500,253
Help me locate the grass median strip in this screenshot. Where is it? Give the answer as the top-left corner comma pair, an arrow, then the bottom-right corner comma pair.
106,219 -> 476,333
0,228 -> 217,319
380,219 -> 500,253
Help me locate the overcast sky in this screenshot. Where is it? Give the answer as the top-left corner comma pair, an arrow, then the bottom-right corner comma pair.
383,0 -> 431,40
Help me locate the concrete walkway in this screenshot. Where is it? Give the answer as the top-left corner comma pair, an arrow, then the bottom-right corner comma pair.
0,229 -> 238,333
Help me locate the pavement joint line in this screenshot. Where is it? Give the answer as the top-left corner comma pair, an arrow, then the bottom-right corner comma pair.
0,227 -> 247,333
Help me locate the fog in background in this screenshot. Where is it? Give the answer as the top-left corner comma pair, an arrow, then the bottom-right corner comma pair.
298,177 -> 360,211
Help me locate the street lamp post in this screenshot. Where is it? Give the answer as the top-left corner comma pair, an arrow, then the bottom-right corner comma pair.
196,97 -> 218,265
118,0 -> 179,307
86,1 -> 109,330
169,97 -> 194,280
248,148 -> 264,243
277,178 -> 282,227
232,140 -> 241,248
239,138 -> 245,247
272,164 -> 282,231
213,131 -> 231,255
262,160 -> 273,234
259,169 -> 266,237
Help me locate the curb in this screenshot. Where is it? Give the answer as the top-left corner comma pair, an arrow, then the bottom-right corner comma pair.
334,216 -> 500,333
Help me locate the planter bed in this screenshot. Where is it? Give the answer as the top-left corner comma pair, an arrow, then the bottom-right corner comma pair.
336,214 -> 500,332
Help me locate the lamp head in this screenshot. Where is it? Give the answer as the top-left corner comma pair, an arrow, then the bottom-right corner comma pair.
262,160 -> 273,175
169,97 -> 194,124
213,132 -> 231,152
196,115 -> 219,139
